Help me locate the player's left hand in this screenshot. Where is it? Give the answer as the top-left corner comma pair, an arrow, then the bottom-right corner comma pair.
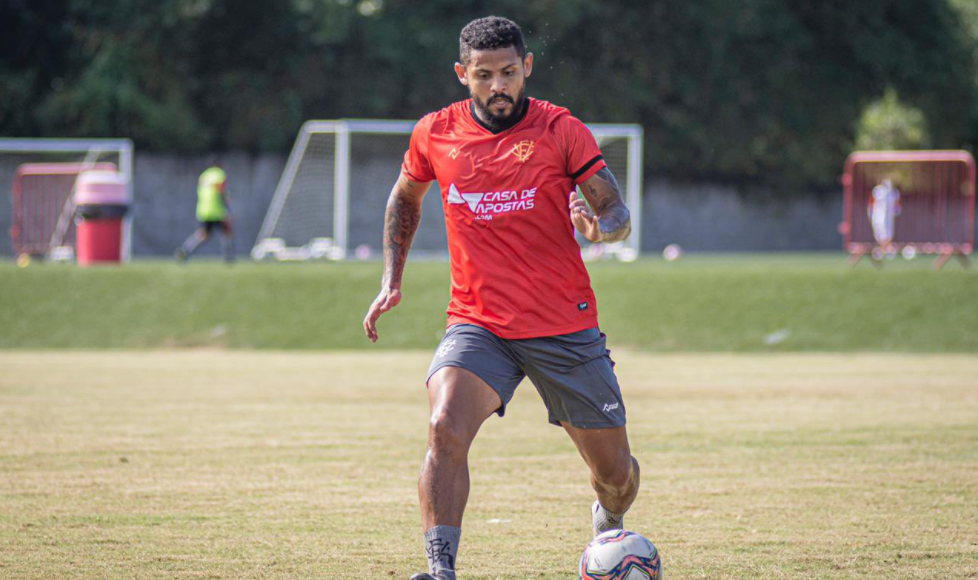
569,192 -> 603,243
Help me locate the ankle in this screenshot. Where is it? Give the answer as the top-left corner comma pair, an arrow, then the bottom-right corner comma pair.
424,525 -> 461,579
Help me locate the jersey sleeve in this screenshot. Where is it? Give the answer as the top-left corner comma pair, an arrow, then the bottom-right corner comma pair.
401,114 -> 436,183
557,115 -> 607,185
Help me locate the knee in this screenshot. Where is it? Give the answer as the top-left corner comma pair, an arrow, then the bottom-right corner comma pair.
427,411 -> 472,462
593,454 -> 636,492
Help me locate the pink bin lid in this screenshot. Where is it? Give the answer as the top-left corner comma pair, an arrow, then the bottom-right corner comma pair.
74,170 -> 131,205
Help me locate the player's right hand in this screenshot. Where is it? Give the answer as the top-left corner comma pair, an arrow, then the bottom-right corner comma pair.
363,287 -> 402,343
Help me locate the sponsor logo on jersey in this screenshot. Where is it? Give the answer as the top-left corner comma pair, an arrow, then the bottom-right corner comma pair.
449,148 -> 461,160
447,183 -> 537,220
510,140 -> 535,163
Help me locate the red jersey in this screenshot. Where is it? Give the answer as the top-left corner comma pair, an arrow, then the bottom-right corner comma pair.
402,98 -> 607,339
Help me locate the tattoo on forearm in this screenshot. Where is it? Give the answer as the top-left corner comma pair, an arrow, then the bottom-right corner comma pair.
382,193 -> 422,288
586,167 -> 631,243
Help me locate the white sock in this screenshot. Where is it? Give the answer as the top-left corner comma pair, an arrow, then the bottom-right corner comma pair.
592,500 -> 625,536
423,526 -> 460,580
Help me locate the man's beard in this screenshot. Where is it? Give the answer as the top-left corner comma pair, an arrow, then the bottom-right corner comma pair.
472,85 -> 527,132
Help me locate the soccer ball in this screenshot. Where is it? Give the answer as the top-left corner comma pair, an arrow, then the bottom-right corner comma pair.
662,244 -> 682,262
580,529 -> 661,580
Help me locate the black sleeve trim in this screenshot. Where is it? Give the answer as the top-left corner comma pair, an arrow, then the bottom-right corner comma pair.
571,155 -> 604,181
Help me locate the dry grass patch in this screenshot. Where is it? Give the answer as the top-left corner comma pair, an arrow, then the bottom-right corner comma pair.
1,351 -> 976,579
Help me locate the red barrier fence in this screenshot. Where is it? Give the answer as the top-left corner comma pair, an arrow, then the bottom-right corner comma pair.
11,162 -> 116,257
841,151 -> 975,268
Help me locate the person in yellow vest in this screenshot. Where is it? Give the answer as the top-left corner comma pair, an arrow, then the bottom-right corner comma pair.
175,163 -> 234,262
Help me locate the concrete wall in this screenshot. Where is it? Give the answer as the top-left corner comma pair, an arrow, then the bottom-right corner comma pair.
641,179 -> 843,252
130,153 -> 286,257
1,151 -> 859,257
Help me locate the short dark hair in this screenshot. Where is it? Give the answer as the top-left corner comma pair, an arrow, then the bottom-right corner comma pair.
459,16 -> 526,65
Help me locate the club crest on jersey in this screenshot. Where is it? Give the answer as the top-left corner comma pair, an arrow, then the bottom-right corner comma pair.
510,140 -> 535,163
447,183 -> 537,221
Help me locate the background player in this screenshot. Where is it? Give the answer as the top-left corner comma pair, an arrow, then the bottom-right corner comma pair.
362,16 -> 640,580
868,177 -> 901,249
175,162 -> 234,263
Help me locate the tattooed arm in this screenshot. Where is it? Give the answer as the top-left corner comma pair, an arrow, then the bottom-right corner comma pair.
363,172 -> 432,342
569,166 -> 631,243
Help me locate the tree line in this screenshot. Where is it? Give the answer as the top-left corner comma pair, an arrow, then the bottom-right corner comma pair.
2,0 -> 976,188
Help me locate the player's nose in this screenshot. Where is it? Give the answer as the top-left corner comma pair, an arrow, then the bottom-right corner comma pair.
490,76 -> 507,95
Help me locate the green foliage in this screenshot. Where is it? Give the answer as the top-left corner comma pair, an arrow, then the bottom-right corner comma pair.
35,37 -> 210,149
1,257 -> 976,352
948,0 -> 978,147
855,88 -> 932,150
1,0 -> 977,186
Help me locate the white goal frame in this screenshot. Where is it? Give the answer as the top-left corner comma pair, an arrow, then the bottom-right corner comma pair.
0,138 -> 134,261
253,119 -> 643,260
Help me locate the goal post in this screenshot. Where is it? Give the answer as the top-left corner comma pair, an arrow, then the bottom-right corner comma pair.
253,119 -> 643,261
1,138 -> 134,261
589,123 -> 644,261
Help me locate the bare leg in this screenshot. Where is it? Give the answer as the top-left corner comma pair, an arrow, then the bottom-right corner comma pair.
415,367 -> 501,579
563,423 -> 640,515
420,366 -> 501,529
220,221 -> 235,263
178,228 -> 209,259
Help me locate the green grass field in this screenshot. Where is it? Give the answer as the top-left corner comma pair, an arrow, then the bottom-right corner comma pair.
1,351 -> 976,579
2,256 -> 976,578
1,254 -> 977,351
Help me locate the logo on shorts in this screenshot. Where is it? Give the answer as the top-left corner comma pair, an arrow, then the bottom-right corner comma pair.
603,402 -> 619,413
436,339 -> 457,358
578,302 -> 589,311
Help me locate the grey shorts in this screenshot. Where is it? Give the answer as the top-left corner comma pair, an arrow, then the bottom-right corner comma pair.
427,324 -> 626,429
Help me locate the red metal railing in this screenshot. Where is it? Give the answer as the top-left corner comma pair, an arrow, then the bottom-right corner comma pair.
11,162 -> 117,256
841,151 -> 976,258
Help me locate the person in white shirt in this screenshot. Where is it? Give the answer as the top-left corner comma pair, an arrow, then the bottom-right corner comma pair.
869,178 -> 901,246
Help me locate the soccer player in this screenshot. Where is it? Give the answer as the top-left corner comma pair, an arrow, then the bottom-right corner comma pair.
362,16 -> 639,580
175,162 -> 234,263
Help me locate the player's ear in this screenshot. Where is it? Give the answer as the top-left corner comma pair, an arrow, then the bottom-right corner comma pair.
454,62 -> 468,85
523,52 -> 533,78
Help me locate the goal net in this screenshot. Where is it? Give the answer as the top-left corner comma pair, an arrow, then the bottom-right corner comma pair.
1,139 -> 134,260
253,120 -> 643,260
